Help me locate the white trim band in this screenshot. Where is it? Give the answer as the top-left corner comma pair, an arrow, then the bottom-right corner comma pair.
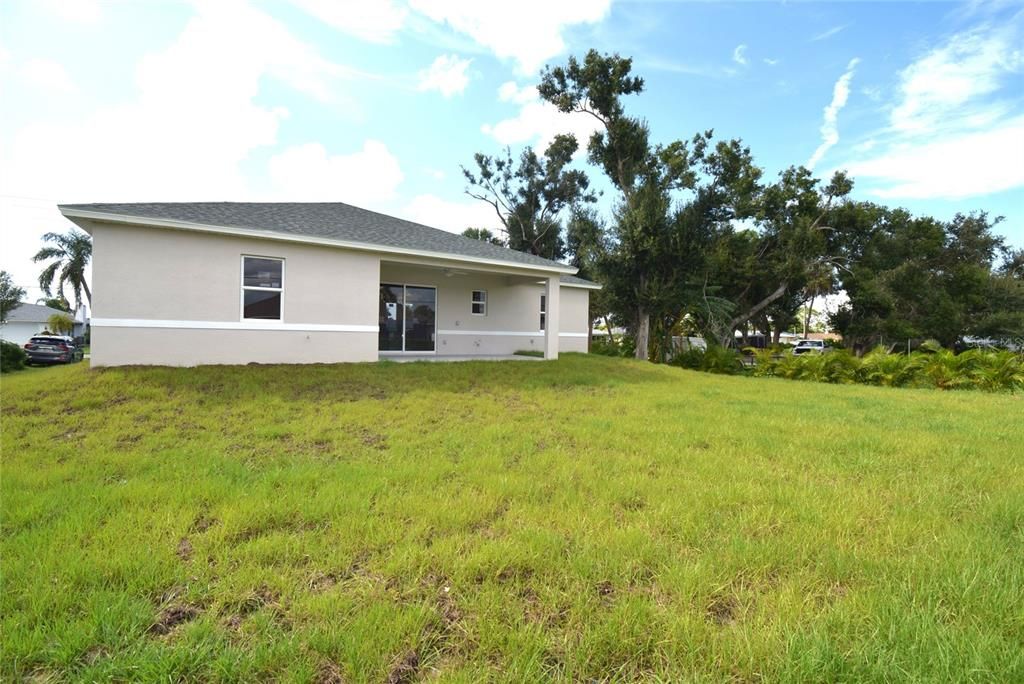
91,318 -> 376,333
438,329 -> 542,337
438,329 -> 589,338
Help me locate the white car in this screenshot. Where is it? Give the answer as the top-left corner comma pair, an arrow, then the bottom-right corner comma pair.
792,339 -> 826,355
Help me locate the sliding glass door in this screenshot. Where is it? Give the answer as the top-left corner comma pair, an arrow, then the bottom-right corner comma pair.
379,284 -> 436,352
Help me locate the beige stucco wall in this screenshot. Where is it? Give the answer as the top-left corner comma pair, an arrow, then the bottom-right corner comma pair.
559,287 -> 592,353
91,328 -> 377,366
379,262 -> 591,356
88,221 -> 380,366
83,221 -> 593,365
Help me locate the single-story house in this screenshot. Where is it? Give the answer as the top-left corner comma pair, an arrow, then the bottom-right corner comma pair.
0,303 -> 85,346
57,202 -> 601,367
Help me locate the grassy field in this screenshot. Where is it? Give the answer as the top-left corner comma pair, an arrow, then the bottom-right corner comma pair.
2,355 -> 1022,682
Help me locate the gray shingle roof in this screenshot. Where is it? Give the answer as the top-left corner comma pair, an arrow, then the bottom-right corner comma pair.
560,274 -> 601,288
5,302 -> 82,323
59,202 -> 576,273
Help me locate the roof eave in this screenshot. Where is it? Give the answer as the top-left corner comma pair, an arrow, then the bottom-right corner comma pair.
59,207 -> 578,276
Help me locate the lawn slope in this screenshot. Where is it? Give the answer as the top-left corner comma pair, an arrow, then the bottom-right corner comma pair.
2,355 -> 1022,682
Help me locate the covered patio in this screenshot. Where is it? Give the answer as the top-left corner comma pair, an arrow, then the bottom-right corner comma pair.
377,258 -> 566,360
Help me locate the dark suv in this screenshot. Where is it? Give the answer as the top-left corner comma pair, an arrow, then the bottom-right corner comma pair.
24,336 -> 84,365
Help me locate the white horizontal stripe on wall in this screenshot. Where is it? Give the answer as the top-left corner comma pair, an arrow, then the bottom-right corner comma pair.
437,329 -> 590,338
91,318 -> 377,333
438,329 -> 542,337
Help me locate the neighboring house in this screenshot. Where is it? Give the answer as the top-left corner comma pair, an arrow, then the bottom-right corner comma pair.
0,303 -> 84,346
58,202 -> 601,367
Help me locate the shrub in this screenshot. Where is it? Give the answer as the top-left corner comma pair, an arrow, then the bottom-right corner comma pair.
728,341 -> 1023,393
974,350 -> 1024,392
1,340 -> 27,373
745,348 -> 780,377
671,345 -> 744,375
591,335 -> 635,358
857,347 -> 919,387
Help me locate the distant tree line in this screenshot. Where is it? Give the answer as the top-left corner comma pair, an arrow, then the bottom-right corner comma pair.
463,50 -> 1024,360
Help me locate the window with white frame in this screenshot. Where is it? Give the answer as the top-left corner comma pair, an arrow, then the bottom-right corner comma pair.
242,256 -> 283,320
540,293 -> 546,331
471,290 -> 487,316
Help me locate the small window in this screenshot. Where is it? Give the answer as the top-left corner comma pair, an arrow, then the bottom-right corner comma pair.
242,256 -> 283,320
540,294 -> 546,331
471,290 -> 487,316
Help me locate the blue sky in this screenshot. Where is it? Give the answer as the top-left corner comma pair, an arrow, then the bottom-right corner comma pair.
1,0 -> 1022,301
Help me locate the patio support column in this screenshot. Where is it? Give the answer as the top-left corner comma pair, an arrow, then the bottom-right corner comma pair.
544,275 -> 560,360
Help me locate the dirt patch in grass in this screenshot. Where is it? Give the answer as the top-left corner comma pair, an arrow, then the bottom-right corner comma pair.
436,585 -> 461,627
82,645 -> 107,666
176,537 -> 193,561
495,564 -> 534,584
596,580 -> 615,604
224,585 -> 287,631
315,660 -> 346,684
468,499 -> 511,538
354,427 -> 388,450
190,514 -> 219,533
149,604 -> 201,635
239,585 -> 281,616
116,433 -> 143,448
308,570 -> 339,593
385,650 -> 420,684
706,594 -> 739,626
227,517 -> 323,545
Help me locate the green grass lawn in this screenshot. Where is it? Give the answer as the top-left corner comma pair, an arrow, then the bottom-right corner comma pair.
2,355 -> 1022,682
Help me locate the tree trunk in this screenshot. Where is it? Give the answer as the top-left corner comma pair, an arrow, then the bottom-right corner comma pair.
803,293 -> 816,338
82,278 -> 92,306
603,315 -> 616,346
635,310 -> 650,360
727,282 -> 789,336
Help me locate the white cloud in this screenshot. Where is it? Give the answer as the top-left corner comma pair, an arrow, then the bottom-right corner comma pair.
0,0 -> 391,298
763,58 -> 780,66
844,115 -> 1024,199
267,141 -> 403,203
852,139 -> 877,153
20,58 -> 77,94
732,44 -> 748,66
812,25 -> 847,42
417,54 -> 472,97
407,0 -> 611,73
835,20 -> 1024,201
861,85 -> 883,102
402,194 -> 503,234
498,81 -> 537,104
482,82 -> 602,152
890,22 -> 1023,134
1,0 -> 358,202
38,0 -> 101,24
806,58 -> 860,170
287,0 -> 407,43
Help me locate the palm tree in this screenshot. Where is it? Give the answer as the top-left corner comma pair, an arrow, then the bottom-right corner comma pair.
33,229 -> 92,311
